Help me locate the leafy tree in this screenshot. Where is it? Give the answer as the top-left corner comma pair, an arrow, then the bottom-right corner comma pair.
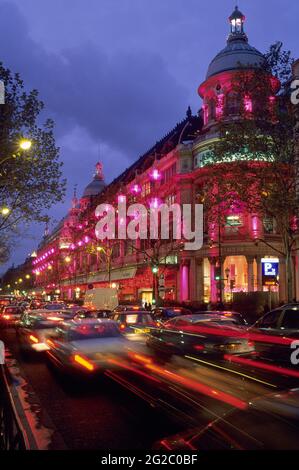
0,63 -> 66,260
202,43 -> 296,301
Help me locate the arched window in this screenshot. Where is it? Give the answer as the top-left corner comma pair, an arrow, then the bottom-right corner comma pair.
226,92 -> 240,116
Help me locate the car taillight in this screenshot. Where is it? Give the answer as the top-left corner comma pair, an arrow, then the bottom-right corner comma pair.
29,335 -> 39,343
73,354 -> 94,371
194,345 -> 204,351
120,323 -> 126,330
3,314 -> 11,320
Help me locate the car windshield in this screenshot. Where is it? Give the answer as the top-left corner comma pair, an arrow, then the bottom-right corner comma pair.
69,323 -> 121,340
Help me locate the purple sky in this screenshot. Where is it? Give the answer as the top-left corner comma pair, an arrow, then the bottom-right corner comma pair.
1,0 -> 298,272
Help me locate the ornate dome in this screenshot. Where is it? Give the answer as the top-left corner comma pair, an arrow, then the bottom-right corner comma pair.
206,7 -> 265,79
82,162 -> 106,198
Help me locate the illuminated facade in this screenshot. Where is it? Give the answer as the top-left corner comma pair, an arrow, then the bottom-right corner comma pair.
33,7 -> 293,304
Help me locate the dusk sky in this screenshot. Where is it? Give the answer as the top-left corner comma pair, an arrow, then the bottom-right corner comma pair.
1,0 -> 298,272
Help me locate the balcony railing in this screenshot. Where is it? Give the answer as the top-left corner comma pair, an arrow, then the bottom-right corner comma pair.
0,365 -> 28,450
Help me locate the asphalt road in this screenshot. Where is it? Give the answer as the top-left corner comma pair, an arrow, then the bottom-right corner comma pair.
1,328 -> 184,449
1,327 -> 299,450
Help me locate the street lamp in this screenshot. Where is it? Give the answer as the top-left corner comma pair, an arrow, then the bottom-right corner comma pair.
0,138 -> 32,165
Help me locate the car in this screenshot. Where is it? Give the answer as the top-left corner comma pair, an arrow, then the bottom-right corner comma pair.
0,305 -> 25,327
193,310 -> 248,326
74,309 -> 112,320
110,311 -> 156,335
17,310 -> 75,353
46,319 -> 129,374
155,388 -> 299,450
113,305 -> 146,313
147,314 -> 255,360
42,302 -> 68,311
249,304 -> 299,362
0,295 -> 14,307
151,307 -> 193,323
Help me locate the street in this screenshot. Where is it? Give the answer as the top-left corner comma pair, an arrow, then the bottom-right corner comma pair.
1,327 -> 298,450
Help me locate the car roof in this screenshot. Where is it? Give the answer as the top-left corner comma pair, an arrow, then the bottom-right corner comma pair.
117,310 -> 150,315
168,314 -> 240,323
63,318 -> 118,328
195,310 -> 241,315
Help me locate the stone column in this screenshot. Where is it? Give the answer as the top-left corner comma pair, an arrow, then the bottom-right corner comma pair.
292,61 -> 299,300
279,257 -> 287,303
209,257 -> 217,303
256,256 -> 263,291
189,257 -> 197,302
295,250 -> 299,302
196,258 -> 204,303
246,256 -> 255,292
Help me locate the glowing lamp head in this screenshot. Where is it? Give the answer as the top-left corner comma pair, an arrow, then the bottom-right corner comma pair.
1,207 -> 10,216
19,139 -> 32,150
64,256 -> 71,263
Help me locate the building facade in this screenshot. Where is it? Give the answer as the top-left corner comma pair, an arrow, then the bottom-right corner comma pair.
29,8 -> 294,305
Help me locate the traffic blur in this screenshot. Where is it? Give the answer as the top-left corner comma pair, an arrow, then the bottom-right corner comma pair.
1,296 -> 299,449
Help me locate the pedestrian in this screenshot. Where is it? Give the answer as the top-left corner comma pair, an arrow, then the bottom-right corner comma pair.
144,302 -> 148,310
147,302 -> 152,311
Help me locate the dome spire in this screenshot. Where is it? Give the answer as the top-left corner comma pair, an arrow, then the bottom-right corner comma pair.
228,5 -> 247,43
95,161 -> 104,180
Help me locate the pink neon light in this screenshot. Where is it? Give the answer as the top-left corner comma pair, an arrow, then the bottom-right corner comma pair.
118,194 -> 126,203
131,184 -> 141,194
244,95 -> 252,112
149,197 -> 162,209
150,169 -> 161,181
181,265 -> 189,301
216,94 -> 224,119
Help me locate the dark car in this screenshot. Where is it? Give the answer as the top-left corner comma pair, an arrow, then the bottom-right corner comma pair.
193,310 -> 248,326
42,302 -> 68,311
147,314 -> 255,360
151,306 -> 192,323
74,309 -> 112,320
111,311 -> 156,335
155,389 -> 299,450
249,304 -> 299,362
0,305 -> 25,327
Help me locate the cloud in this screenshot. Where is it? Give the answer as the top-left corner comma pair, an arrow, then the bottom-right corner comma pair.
0,1 -> 189,161
0,1 -> 191,270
